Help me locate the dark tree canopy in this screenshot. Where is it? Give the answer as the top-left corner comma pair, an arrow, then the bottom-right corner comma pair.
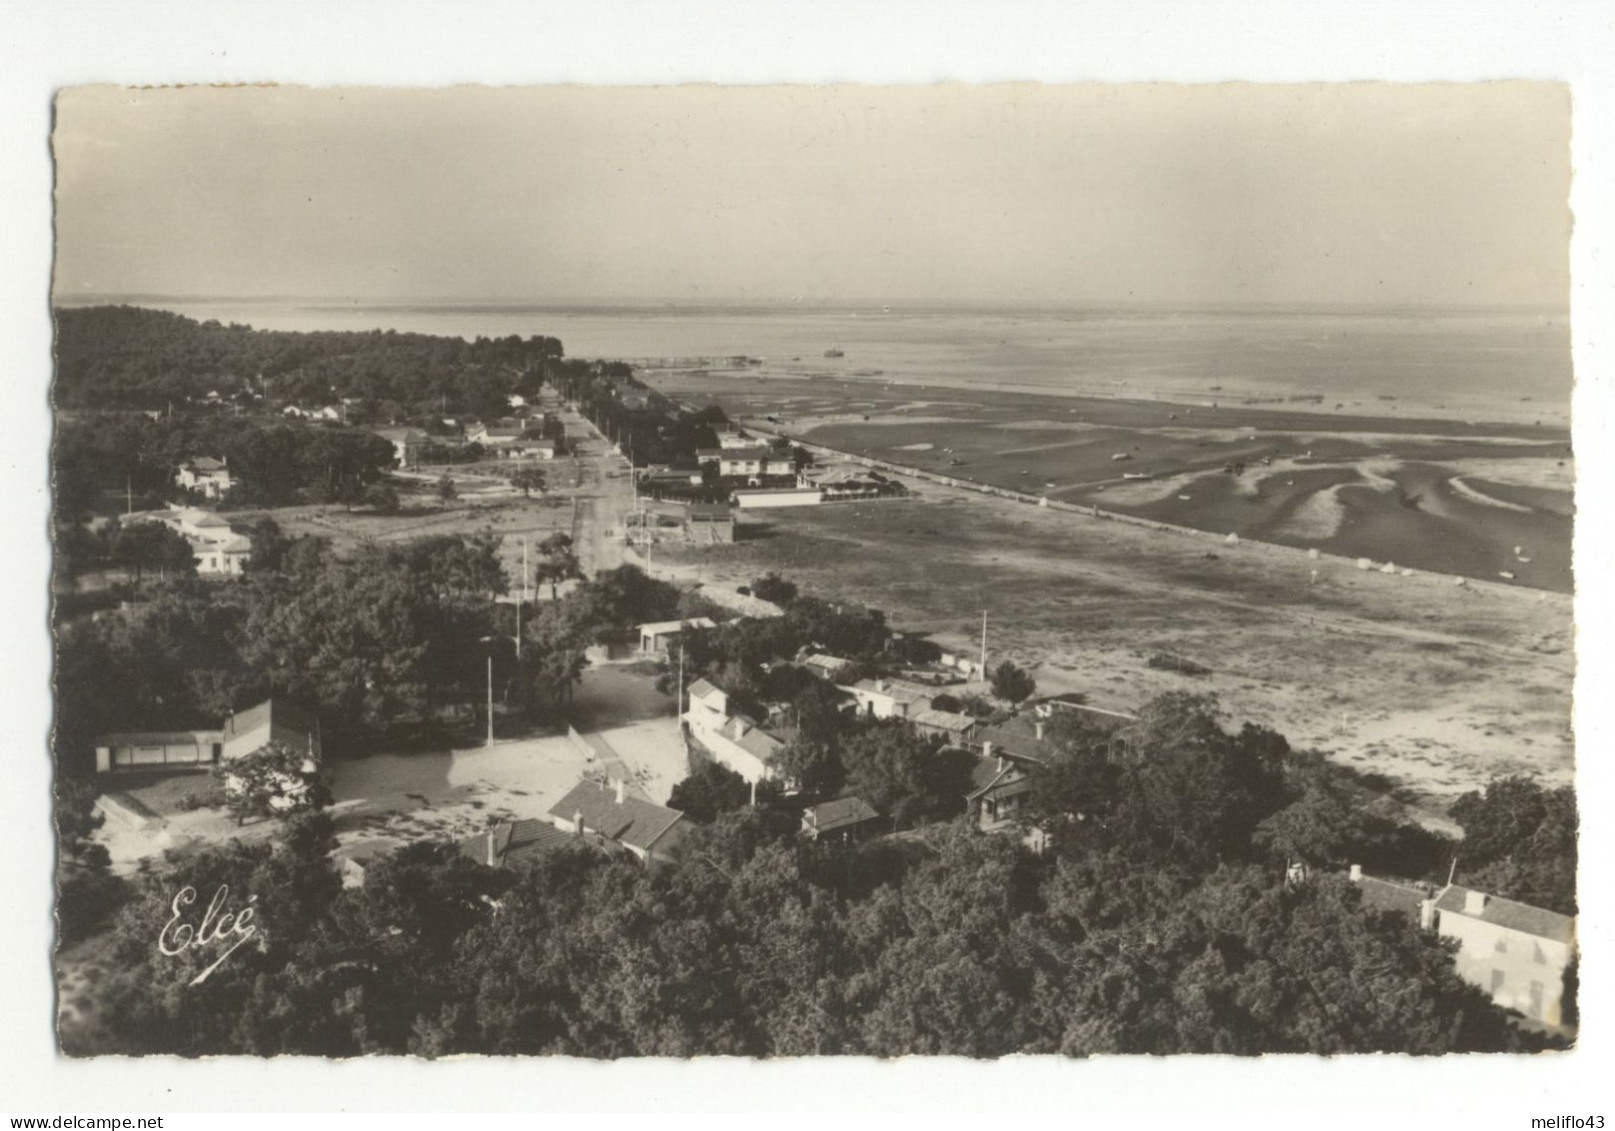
1449,776 -> 1578,914
989,660 -> 1036,704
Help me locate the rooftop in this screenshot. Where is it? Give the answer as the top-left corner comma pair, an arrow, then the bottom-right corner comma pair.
1352,874 -> 1433,920
721,716 -> 787,760
848,678 -> 931,704
639,617 -> 717,636
686,677 -> 722,701
803,653 -> 851,671
547,779 -> 685,853
912,708 -> 977,733
1435,884 -> 1576,944
460,819 -> 577,870
93,729 -> 224,747
967,752 -> 1029,800
977,718 -> 1060,764
805,795 -> 880,834
224,698 -> 319,747
187,457 -> 228,472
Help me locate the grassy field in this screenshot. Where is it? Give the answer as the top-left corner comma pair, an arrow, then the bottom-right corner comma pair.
656,463 -> 1573,826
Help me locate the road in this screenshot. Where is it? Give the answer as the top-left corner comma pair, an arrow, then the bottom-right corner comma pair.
555,398 -> 636,578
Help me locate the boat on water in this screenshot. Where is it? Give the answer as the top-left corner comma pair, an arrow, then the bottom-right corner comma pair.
1111,452 -> 1132,462
824,348 -> 844,358
1122,472 -> 1150,480
1499,571 -> 1516,581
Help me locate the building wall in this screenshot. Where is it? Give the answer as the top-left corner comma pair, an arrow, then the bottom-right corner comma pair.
733,489 -> 823,509
1439,913 -> 1572,1029
843,686 -> 913,719
95,734 -> 222,773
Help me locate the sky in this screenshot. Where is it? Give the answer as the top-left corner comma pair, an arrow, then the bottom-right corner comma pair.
51,82 -> 1571,308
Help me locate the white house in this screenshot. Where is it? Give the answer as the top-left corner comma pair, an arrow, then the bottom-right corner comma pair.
94,729 -> 224,774
373,427 -> 430,469
1349,869 -> 1576,1035
839,677 -> 932,720
683,678 -> 786,783
130,507 -> 252,576
175,457 -> 233,499
637,617 -> 717,655
733,487 -> 824,509
696,447 -> 797,479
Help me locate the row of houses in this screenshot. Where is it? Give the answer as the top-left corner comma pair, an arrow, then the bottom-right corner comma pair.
375,416 -> 559,469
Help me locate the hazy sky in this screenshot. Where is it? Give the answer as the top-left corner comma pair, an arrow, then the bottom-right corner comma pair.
52,83 -> 1570,307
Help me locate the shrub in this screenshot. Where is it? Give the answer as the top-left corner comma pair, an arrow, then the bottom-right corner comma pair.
1147,652 -> 1212,677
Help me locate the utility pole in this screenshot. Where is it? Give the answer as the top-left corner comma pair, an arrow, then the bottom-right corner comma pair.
677,643 -> 688,758
979,607 -> 988,679
487,652 -> 494,747
126,476 -> 133,517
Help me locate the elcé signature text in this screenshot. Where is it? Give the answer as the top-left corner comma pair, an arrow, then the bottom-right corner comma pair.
158,885 -> 259,986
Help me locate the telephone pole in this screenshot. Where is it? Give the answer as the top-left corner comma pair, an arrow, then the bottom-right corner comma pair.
979,608 -> 988,679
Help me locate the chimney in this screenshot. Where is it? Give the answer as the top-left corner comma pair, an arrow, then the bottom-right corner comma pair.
572,809 -> 584,834
486,828 -> 499,868
1419,898 -> 1435,931
996,755 -> 1006,774
1349,863 -> 1362,882
1464,889 -> 1488,916
614,778 -> 626,805
983,740 -> 995,761
1035,721 -> 1045,741
875,678 -> 885,693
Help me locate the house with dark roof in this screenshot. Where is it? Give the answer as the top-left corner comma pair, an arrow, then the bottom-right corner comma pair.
1348,868 -> 1576,1034
547,778 -> 688,866
460,819 -> 579,871
975,716 -> 1060,765
800,796 -> 882,843
911,708 -> 980,743
967,751 -> 1032,833
222,698 -> 322,762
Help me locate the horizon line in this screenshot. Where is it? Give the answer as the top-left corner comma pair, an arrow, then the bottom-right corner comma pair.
53,292 -> 1570,315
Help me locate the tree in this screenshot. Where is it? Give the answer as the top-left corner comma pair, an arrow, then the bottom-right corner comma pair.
1449,777 -> 1578,914
1034,868 -> 1534,1056
508,466 -> 547,499
436,475 -> 458,503
109,520 -> 197,585
365,483 -> 401,514
669,760 -> 752,824
989,659 -> 1036,704
533,532 -> 581,600
217,741 -> 331,826
243,516 -> 294,574
769,735 -> 846,798
840,721 -> 969,826
750,572 -> 798,606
